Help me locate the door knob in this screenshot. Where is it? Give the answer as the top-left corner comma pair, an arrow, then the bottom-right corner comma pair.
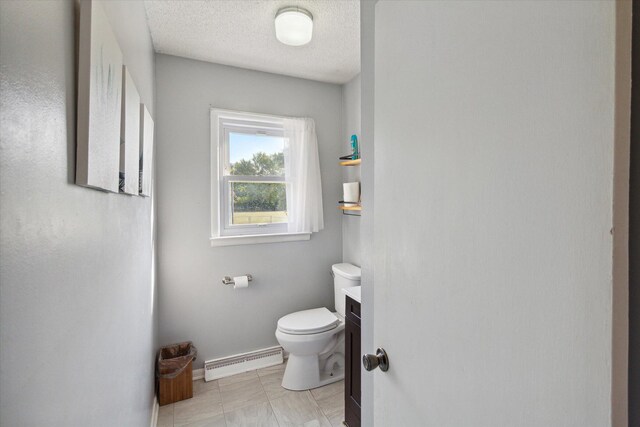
363,348 -> 389,372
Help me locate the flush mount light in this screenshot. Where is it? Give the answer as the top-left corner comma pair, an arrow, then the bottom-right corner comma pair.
275,7 -> 313,46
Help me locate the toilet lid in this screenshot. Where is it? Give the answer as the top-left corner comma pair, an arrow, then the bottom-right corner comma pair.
277,307 -> 340,335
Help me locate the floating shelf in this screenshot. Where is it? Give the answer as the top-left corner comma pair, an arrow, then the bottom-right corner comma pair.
339,157 -> 361,216
339,158 -> 361,166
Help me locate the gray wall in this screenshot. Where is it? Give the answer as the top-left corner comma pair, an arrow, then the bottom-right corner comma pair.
155,54 -> 343,366
359,2 -> 376,425
0,1 -> 157,426
341,74 -> 362,267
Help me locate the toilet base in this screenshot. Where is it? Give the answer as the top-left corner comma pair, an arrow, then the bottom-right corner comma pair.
281,354 -> 345,391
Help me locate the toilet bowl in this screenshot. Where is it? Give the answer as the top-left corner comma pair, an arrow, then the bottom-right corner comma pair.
275,263 -> 361,391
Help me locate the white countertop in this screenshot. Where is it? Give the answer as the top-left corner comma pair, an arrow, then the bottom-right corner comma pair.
342,286 -> 361,303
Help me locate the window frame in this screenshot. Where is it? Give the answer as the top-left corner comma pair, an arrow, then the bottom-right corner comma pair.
210,109 -> 310,246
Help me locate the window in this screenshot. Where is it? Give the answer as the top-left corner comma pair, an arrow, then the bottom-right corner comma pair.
211,109 -> 311,246
221,121 -> 287,234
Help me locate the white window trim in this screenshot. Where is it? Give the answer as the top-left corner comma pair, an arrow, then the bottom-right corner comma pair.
210,108 -> 311,246
210,232 -> 311,247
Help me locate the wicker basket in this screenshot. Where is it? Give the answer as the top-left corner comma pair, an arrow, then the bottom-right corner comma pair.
156,341 -> 197,406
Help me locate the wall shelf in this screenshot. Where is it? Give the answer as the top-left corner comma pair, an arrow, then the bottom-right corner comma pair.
339,205 -> 361,216
339,205 -> 362,211
339,158 -> 361,166
339,156 -> 361,216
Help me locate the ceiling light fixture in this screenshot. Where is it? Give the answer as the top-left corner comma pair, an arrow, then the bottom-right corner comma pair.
275,7 -> 313,46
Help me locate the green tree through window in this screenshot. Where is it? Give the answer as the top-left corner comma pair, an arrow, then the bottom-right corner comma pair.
230,152 -> 286,213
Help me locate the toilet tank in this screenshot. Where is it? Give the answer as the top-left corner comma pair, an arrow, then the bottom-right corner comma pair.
332,263 -> 361,316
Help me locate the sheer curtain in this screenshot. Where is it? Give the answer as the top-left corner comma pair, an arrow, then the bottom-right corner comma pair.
283,117 -> 324,233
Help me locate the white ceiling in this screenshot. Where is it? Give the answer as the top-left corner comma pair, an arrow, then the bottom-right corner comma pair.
144,1 -> 360,84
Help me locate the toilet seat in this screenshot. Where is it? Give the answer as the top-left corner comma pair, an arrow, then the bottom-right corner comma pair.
277,307 -> 339,335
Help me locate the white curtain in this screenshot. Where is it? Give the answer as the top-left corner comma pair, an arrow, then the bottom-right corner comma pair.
283,117 -> 324,233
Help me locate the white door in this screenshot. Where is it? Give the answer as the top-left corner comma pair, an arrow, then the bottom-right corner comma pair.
371,2 -> 627,426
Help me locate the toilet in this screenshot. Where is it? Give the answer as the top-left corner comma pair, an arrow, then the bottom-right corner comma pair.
275,263 -> 361,390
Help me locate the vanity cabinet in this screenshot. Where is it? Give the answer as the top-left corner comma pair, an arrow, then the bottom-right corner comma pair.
344,295 -> 361,427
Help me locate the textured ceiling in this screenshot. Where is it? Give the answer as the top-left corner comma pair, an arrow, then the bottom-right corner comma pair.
144,0 -> 360,84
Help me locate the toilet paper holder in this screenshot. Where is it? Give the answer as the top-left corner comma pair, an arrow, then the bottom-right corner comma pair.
222,274 -> 253,286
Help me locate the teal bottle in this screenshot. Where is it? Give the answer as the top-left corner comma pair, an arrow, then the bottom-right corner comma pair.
351,135 -> 359,159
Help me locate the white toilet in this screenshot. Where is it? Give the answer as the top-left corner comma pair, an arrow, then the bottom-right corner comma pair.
275,263 -> 361,390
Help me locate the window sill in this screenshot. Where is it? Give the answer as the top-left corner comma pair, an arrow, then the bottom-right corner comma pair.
210,232 -> 311,247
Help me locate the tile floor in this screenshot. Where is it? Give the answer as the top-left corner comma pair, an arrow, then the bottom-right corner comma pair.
157,362 -> 345,427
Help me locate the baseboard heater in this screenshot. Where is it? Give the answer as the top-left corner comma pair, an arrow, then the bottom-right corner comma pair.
204,346 -> 284,382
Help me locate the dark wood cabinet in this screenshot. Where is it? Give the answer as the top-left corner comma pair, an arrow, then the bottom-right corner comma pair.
344,295 -> 361,427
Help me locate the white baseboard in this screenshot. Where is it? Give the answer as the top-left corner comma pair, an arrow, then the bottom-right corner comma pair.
150,395 -> 159,427
192,368 -> 204,381
192,348 -> 288,382
204,346 -> 284,382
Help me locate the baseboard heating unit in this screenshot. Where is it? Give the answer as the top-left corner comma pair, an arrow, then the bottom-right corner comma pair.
204,346 -> 284,382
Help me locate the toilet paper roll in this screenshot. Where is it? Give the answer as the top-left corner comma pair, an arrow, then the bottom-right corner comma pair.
233,275 -> 249,289
343,182 -> 360,207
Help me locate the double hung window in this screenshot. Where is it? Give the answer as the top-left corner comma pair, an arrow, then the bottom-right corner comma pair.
211,109 -> 321,246
219,117 -> 287,235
